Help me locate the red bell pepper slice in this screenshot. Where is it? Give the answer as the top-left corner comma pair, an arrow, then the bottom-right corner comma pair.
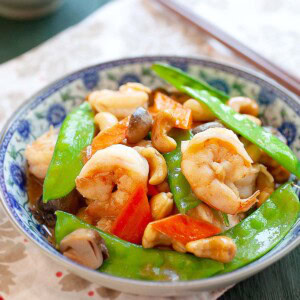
90,116 -> 129,157
111,185 -> 152,244
152,214 -> 221,245
149,92 -> 192,129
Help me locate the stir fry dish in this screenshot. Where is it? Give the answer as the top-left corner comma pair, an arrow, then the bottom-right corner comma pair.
25,64 -> 300,281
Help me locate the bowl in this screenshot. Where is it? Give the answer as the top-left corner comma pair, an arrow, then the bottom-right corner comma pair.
1,56 -> 300,296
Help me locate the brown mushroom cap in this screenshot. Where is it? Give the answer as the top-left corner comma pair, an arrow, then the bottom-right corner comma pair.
35,190 -> 80,227
60,228 -> 108,269
127,107 -> 152,144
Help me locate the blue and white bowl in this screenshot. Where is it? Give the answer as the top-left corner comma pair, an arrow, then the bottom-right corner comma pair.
1,56 -> 299,296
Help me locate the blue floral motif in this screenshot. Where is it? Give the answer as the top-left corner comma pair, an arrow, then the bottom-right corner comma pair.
118,73 -> 140,86
34,224 -> 47,236
170,61 -> 188,72
17,120 -> 30,139
278,122 -> 297,146
46,104 -> 66,126
10,163 -> 26,191
207,79 -> 230,94
258,87 -> 276,105
7,192 -> 22,211
82,70 -> 100,90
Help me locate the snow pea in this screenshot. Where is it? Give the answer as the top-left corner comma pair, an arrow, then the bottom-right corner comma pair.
152,63 -> 229,103
164,129 -> 200,213
55,211 -> 224,281
221,183 -> 300,273
152,64 -> 300,178
55,184 -> 299,280
43,102 -> 95,202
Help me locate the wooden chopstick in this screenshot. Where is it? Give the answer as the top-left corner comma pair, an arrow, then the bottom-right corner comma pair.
155,0 -> 300,96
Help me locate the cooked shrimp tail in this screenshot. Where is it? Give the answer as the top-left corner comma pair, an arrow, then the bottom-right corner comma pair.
181,128 -> 260,214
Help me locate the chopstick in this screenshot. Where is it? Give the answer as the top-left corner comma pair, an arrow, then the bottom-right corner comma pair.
154,0 -> 300,96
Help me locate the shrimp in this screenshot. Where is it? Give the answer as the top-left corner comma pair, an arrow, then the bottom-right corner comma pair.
181,128 -> 259,214
25,127 -> 58,179
75,144 -> 149,224
88,84 -> 149,119
235,163 -> 260,198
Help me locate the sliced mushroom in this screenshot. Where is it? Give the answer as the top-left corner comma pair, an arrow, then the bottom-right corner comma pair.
60,228 -> 109,269
127,107 -> 152,144
192,121 -> 224,135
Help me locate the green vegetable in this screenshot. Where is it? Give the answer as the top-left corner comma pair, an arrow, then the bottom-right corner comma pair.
221,183 -> 299,273
164,129 -> 200,213
55,184 -> 299,280
221,212 -> 229,227
43,102 -> 94,202
55,211 -> 224,281
152,64 -> 300,178
152,63 -> 229,103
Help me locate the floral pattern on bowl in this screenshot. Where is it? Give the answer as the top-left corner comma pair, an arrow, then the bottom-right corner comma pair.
1,56 -> 300,295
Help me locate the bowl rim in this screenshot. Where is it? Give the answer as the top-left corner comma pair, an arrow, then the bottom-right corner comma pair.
1,55 -> 300,290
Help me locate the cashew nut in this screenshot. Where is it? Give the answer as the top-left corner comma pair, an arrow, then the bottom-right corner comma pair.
134,146 -> 167,185
183,99 -> 215,121
259,152 -> 290,183
133,139 -> 153,148
142,222 -> 186,253
256,164 -> 275,207
127,107 -> 152,144
243,114 -> 262,126
186,236 -> 237,263
172,240 -> 187,253
187,202 -> 222,230
269,164 -> 290,184
94,112 -> 118,131
60,229 -> 109,269
245,143 -> 263,163
227,97 -> 259,116
151,111 -> 177,153
259,152 -> 279,168
150,192 -> 173,220
142,222 -> 173,248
